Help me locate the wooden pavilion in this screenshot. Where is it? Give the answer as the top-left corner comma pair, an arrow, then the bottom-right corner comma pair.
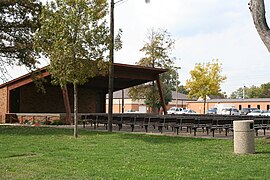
0,63 -> 167,123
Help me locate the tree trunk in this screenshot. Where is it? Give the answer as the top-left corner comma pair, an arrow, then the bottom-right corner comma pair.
249,0 -> 270,52
62,85 -> 72,124
74,83 -> 78,138
203,99 -> 206,114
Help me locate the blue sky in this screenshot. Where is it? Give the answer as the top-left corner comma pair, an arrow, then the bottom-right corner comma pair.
5,0 -> 270,96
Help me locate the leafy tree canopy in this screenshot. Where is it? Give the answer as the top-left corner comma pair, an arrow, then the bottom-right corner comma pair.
0,0 -> 41,81
171,84 -> 189,95
35,0 -> 113,137
230,83 -> 270,99
186,59 -> 226,113
35,0 -> 110,87
128,28 -> 179,112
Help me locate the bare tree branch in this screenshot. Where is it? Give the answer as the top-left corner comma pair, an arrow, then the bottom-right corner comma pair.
249,0 -> 270,52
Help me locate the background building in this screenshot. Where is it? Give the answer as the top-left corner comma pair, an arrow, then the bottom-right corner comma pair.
106,89 -> 192,113
187,98 -> 270,114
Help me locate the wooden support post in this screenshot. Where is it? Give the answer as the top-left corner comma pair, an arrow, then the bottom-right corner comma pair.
156,75 -> 167,115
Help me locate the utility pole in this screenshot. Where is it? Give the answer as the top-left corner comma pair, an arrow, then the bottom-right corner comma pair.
243,85 -> 246,99
108,0 -> 114,132
175,66 -> 181,108
152,57 -> 155,113
175,68 -> 178,108
108,0 -> 150,132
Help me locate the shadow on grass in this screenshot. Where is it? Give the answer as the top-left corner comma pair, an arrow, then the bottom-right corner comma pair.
0,125 -> 107,137
116,131 -> 212,145
0,125 -> 219,145
255,151 -> 270,154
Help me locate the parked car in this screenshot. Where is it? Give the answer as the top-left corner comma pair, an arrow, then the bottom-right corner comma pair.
206,108 -> 217,114
125,109 -> 138,113
262,110 -> 270,116
181,109 -> 197,114
240,108 -> 259,115
221,108 -> 240,115
247,109 -> 263,116
167,107 -> 184,115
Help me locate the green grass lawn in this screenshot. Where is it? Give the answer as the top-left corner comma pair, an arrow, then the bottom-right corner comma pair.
0,126 -> 269,180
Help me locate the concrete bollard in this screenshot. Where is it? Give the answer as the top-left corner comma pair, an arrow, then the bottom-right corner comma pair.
233,120 -> 255,154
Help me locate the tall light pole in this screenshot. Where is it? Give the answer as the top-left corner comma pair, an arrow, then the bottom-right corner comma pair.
176,68 -> 178,108
108,0 -> 150,132
108,0 -> 115,132
175,66 -> 181,108
243,85 -> 246,99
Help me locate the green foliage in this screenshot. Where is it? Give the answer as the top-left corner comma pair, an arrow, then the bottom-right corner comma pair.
246,85 -> 261,98
128,28 -> 178,112
35,0 -> 114,136
114,29 -> 123,51
172,85 -> 189,94
138,28 -> 175,68
230,87 -> 244,99
35,0 -> 110,87
218,91 -> 228,99
260,82 -> 270,97
129,83 -> 172,110
186,60 -> 226,112
186,59 -> 226,100
230,83 -> 270,99
51,120 -> 64,125
0,0 -> 41,81
1,126 -> 270,179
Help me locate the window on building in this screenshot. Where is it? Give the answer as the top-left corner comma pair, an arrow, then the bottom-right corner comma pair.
239,105 -> 242,110
248,105 -> 251,108
267,105 -> 270,110
257,105 -> 260,109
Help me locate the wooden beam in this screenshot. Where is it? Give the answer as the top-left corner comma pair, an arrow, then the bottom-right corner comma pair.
7,71 -> 50,91
156,75 -> 167,114
114,69 -> 157,80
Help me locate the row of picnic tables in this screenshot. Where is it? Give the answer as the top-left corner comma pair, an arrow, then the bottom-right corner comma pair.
80,113 -> 270,137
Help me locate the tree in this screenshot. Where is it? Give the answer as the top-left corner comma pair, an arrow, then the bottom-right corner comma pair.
246,85 -> 262,98
219,92 -> 228,99
186,60 -> 226,114
230,83 -> 270,99
230,87 -> 244,99
229,86 -> 260,99
0,0 -> 41,82
128,28 -> 177,113
249,0 -> 270,52
172,85 -> 189,95
35,0 -> 110,138
260,83 -> 270,97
